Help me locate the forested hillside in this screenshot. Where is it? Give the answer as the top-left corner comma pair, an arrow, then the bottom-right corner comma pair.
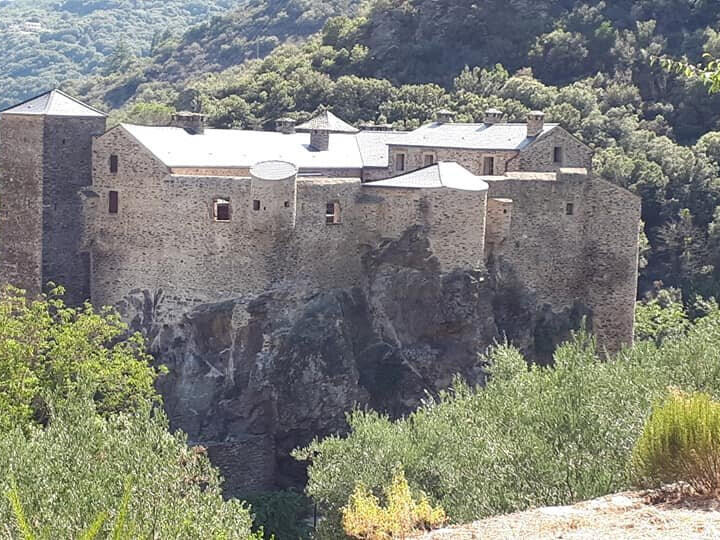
0,0 -> 360,109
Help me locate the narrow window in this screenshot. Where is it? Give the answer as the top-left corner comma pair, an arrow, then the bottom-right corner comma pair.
483,156 -> 495,175
554,146 -> 563,164
214,198 -> 230,221
424,154 -> 435,166
326,202 -> 341,224
566,202 -> 574,216
253,200 -> 261,211
108,190 -> 119,214
284,201 -> 290,208
395,153 -> 406,172
109,154 -> 119,174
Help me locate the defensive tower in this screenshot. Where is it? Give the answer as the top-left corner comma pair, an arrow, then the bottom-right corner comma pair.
0,89 -> 107,304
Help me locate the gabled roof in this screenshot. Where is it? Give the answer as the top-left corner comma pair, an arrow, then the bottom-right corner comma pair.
1,89 -> 106,117
356,130 -> 408,167
296,111 -> 359,133
391,121 -> 559,151
120,124 -> 365,169
363,162 -> 489,191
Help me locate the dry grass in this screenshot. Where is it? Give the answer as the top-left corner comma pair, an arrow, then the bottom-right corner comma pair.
413,485 -> 720,539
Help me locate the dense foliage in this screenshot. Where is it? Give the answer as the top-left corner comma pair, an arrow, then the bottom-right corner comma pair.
0,394 -> 258,538
632,391 -> 720,493
242,490 -> 313,540
0,286 -> 159,433
296,310 -> 720,537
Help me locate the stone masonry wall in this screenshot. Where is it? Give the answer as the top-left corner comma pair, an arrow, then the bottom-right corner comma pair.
388,146 -> 517,177
485,198 -> 513,259
508,129 -> 593,173
0,115 -> 45,297
42,116 -> 107,305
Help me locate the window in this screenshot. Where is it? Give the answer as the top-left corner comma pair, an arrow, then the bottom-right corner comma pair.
566,202 -> 574,216
253,200 -> 261,211
108,191 -> 119,214
554,146 -> 563,164
109,154 -> 119,174
424,154 -> 435,166
395,153 -> 406,172
214,198 -> 230,221
483,156 -> 495,175
284,201 -> 290,208
326,202 -> 341,224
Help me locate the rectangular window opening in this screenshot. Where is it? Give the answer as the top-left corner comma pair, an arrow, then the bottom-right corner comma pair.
424,154 -> 435,166
554,146 -> 563,164
326,202 -> 341,224
483,156 -> 495,176
395,153 -> 406,172
214,198 -> 230,221
109,154 -> 119,174
108,190 -> 119,214
253,200 -> 261,211
566,202 -> 574,216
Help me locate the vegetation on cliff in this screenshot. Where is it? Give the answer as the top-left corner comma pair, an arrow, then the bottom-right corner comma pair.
296,306 -> 720,537
0,287 -> 258,538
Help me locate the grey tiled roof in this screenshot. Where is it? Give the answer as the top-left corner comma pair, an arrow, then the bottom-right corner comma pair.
356,130 -> 408,168
393,122 -> 559,150
250,160 -> 298,180
2,89 -> 106,117
363,162 -> 489,191
296,111 -> 359,133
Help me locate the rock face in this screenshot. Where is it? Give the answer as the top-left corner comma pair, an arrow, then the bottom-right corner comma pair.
123,227 -> 590,495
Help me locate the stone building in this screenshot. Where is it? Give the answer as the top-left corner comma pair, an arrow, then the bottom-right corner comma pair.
0,91 -> 640,354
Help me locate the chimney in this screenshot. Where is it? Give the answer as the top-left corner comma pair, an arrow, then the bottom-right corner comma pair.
527,110 -> 545,137
436,109 -> 455,123
484,108 -> 503,125
275,117 -> 296,134
170,111 -> 206,134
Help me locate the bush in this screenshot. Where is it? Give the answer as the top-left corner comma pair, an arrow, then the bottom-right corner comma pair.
297,309 -> 720,538
243,490 -> 313,540
0,393 -> 259,539
342,468 -> 445,539
0,286 -> 160,432
632,391 -> 720,493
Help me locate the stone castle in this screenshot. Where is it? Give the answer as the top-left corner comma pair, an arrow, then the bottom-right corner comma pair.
0,89 -> 641,353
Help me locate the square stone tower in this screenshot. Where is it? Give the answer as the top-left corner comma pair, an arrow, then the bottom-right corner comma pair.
0,90 -> 107,304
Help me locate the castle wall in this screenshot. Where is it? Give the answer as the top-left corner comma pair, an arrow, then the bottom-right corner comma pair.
388,146 -> 517,176
485,170 -> 639,352
0,115 -> 45,297
42,116 -> 106,305
485,198 -> 513,259
508,128 -> 592,173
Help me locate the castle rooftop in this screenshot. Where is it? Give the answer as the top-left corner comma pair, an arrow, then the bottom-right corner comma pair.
395,121 -> 559,150
1,89 -> 106,117
120,123 -> 405,170
364,162 -> 489,191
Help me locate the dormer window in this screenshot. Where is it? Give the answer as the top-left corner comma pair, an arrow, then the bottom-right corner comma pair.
214,198 -> 230,221
554,146 -> 563,164
326,202 -> 341,224
109,154 -> 119,174
395,153 -> 406,172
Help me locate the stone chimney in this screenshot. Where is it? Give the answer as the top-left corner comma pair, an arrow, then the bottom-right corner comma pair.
275,117 -> 296,134
436,109 -> 455,123
484,108 -> 503,124
310,130 -> 330,151
527,110 -> 545,137
170,111 -> 206,134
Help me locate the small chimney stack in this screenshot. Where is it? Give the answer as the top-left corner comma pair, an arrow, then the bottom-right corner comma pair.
484,108 -> 503,125
275,117 -> 296,134
436,109 -> 455,123
527,110 -> 545,137
170,111 -> 206,135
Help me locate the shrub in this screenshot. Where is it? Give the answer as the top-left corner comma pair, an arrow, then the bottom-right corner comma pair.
0,285 -> 160,432
297,309 -> 720,538
243,489 -> 313,540
0,393 -> 259,539
342,468 -> 445,539
632,391 -> 720,493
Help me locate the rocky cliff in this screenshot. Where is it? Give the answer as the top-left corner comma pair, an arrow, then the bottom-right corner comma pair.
121,226 -> 589,494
